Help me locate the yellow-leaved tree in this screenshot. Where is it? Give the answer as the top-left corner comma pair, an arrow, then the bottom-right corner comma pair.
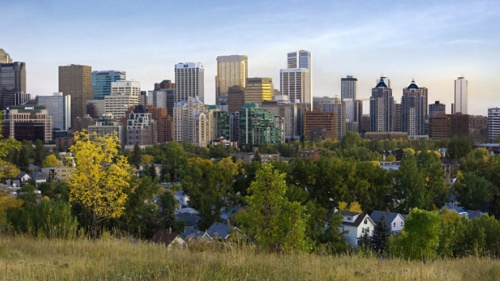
68,131 -> 132,238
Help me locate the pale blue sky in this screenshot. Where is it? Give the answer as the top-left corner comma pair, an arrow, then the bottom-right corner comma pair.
2,0 -> 499,115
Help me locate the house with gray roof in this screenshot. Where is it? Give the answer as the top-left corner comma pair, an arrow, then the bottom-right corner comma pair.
370,210 -> 405,234
207,222 -> 245,241
339,211 -> 376,248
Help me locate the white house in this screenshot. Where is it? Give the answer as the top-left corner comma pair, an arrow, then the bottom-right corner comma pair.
339,211 -> 376,248
370,210 -> 405,234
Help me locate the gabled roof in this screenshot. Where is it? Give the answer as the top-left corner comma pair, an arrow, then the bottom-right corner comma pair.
151,229 -> 182,245
29,164 -> 41,171
370,210 -> 405,224
31,171 -> 47,181
16,172 -> 30,180
181,229 -> 213,242
207,222 -> 232,239
341,212 -> 374,227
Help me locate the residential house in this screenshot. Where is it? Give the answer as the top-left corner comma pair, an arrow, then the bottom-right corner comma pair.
339,211 -> 376,248
31,171 -> 48,186
442,203 -> 485,219
151,229 -> 187,249
207,222 -> 245,241
370,210 -> 405,234
181,229 -> 213,243
16,172 -> 31,185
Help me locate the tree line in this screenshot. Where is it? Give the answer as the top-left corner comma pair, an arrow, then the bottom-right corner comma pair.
2,126 -> 500,259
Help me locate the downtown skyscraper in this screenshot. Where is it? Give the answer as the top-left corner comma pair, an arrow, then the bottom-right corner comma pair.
92,70 -> 126,99
215,55 -> 248,107
175,62 -> 204,103
370,77 -> 394,132
401,80 -> 428,137
454,77 -> 468,114
59,64 -> 92,126
341,75 -> 363,133
281,50 -> 312,110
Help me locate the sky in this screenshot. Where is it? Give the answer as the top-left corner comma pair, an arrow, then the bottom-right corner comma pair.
1,0 -> 499,115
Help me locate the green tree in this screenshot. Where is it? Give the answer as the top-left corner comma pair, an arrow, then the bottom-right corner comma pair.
182,157 -> 239,229
0,190 -> 23,232
7,199 -> 78,239
236,164 -> 309,252
68,131 -> 133,238
394,153 -> 426,213
113,175 -> 161,239
319,212 -> 349,254
0,112 -> 21,183
16,141 -> 32,172
371,215 -> 390,254
155,142 -> 187,182
454,172 -> 493,211
33,139 -> 46,166
391,208 -> 441,261
130,144 -> 142,167
416,150 -> 449,209
158,190 -> 179,231
447,136 -> 473,161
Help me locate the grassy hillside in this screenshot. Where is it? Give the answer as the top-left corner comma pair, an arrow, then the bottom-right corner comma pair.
0,236 -> 499,280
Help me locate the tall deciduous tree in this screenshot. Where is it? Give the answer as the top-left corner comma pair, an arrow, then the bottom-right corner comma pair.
236,164 -> 309,253
454,172 -> 493,211
394,153 -> 426,213
391,208 -> 441,261
182,157 -> 240,229
68,131 -> 132,238
447,136 -> 473,161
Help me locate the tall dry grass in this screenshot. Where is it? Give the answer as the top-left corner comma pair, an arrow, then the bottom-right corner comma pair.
0,236 -> 499,280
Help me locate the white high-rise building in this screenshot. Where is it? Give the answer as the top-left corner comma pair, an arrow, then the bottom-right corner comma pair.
104,80 -> 141,119
454,77 -> 468,114
279,68 -> 311,109
173,96 -> 211,147
175,62 -> 204,103
281,50 -> 312,110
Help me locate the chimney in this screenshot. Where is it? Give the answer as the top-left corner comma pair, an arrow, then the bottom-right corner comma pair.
386,209 -> 390,215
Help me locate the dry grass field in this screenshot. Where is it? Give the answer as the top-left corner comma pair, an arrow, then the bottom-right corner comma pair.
1,236 -> 499,280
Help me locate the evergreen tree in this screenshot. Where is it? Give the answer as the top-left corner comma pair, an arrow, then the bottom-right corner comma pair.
320,212 -> 349,254
371,215 -> 390,254
33,139 -> 46,167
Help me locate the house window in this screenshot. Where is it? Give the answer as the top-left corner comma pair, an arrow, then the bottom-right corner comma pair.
393,222 -> 396,228
364,218 -> 367,224
401,222 -> 404,227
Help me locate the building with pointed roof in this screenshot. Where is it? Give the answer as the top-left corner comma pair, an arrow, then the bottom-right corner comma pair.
401,79 -> 428,137
370,77 -> 394,132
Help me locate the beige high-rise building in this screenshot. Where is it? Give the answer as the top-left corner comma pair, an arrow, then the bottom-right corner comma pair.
59,64 -> 92,127
216,55 -> 248,106
244,78 -> 274,105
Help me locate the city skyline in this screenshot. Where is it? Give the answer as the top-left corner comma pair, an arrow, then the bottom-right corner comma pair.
2,0 -> 499,115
